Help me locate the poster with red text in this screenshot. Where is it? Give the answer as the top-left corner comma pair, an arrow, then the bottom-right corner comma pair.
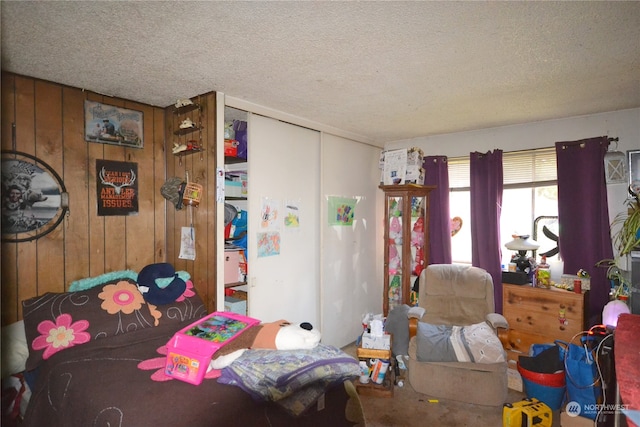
96,159 -> 138,216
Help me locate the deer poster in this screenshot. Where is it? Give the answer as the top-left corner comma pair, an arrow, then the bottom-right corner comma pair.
96,159 -> 138,216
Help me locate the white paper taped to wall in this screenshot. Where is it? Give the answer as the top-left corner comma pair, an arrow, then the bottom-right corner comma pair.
179,226 -> 196,260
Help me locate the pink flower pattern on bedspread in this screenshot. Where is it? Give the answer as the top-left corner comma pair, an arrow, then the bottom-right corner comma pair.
176,279 -> 196,302
31,313 -> 91,360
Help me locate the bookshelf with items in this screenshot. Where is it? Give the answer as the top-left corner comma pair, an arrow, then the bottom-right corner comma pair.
223,106 -> 249,315
172,99 -> 204,164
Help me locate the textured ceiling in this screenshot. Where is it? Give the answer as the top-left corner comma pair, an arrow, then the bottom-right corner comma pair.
2,1 -> 639,147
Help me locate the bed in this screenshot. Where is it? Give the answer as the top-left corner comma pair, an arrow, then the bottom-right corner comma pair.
2,273 -> 364,427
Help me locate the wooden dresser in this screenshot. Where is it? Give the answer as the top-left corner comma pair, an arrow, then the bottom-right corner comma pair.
501,283 -> 589,363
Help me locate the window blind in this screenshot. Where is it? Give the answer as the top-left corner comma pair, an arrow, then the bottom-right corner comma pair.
448,148 -> 557,189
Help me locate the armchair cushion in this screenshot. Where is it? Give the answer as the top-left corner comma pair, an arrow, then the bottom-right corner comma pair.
415,321 -> 506,364
415,322 -> 457,362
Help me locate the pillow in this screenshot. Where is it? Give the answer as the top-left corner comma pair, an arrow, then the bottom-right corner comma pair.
1,320 -> 29,377
68,269 -> 138,291
415,322 -> 457,362
22,278 -> 205,371
415,321 -> 505,364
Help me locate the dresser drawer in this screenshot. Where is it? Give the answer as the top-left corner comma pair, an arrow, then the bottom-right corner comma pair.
502,283 -> 588,356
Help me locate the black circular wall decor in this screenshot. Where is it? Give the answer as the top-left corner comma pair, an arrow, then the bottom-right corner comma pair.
1,151 -> 68,243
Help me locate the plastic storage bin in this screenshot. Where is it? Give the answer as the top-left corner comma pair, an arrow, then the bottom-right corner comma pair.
165,312 -> 260,385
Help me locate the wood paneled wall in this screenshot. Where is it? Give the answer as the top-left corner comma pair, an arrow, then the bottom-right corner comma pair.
1,73 -> 219,325
164,92 -> 219,313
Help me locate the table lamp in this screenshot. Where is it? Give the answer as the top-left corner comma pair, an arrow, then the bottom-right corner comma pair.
505,235 -> 540,273
602,299 -> 631,329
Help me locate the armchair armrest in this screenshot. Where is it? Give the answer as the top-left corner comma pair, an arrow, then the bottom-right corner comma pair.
407,307 -> 425,339
485,313 -> 509,349
485,313 -> 508,330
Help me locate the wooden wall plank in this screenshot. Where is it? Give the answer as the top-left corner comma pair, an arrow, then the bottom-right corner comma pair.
102,97 -> 127,273
62,87 -> 91,287
164,108 -> 177,265
14,76 -> 38,315
34,79 -> 65,295
153,106 -> 167,263
86,92 -> 107,277
1,74 -> 15,151
1,74 -> 19,324
123,101 -> 155,269
203,93 -> 218,310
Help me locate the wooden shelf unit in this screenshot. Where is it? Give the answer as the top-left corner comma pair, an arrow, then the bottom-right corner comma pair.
354,337 -> 395,398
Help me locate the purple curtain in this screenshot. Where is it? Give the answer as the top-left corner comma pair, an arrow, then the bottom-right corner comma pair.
556,136 -> 613,326
423,156 -> 452,265
470,150 -> 504,313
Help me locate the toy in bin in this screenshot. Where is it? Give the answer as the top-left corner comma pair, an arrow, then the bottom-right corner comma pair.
503,398 -> 552,427
165,311 -> 260,385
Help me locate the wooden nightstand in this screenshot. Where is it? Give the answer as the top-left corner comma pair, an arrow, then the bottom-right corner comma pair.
354,336 -> 395,397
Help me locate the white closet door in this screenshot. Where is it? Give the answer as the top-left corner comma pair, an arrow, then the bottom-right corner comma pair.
320,134 -> 383,348
247,114 -> 321,326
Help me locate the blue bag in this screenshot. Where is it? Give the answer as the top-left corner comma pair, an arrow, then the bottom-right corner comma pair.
559,337 -> 602,420
229,210 -> 248,255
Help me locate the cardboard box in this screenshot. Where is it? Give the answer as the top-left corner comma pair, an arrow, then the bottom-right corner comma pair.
560,411 -> 593,426
507,365 -> 523,392
361,332 -> 391,350
224,250 -> 241,284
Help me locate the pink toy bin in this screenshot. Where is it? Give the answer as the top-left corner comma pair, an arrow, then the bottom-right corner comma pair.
165,311 -> 260,385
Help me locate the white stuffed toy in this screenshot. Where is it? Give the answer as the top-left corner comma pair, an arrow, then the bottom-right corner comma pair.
209,320 -> 321,370
175,98 -> 194,108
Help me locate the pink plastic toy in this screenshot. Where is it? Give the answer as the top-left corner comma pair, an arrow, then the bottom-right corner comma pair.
164,311 -> 260,385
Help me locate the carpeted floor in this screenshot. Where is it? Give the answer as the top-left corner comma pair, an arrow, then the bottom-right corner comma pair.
341,342 -> 529,427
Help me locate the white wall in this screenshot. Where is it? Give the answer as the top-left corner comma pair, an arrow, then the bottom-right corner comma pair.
385,108 -> 640,265
246,114 -> 322,325
320,133 -> 382,348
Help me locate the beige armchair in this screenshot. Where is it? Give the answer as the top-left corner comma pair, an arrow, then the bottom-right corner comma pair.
407,264 -> 509,406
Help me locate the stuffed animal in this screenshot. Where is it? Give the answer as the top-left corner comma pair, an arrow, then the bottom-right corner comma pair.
388,244 -> 401,275
138,319 -> 321,381
410,216 -> 424,247
172,143 -> 187,154
210,320 -> 321,369
412,246 -> 424,276
389,216 -> 402,245
175,98 -> 194,108
179,118 -> 196,129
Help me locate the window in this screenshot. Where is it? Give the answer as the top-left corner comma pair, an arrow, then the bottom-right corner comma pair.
448,148 -> 558,266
